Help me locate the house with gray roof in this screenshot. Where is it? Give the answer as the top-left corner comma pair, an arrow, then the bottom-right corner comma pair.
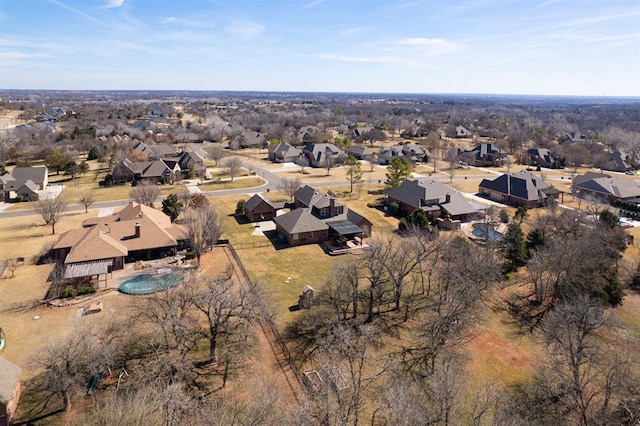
455,126 -> 472,138
347,145 -> 375,160
111,158 -> 179,185
274,185 -> 372,248
302,143 -> 348,168
378,144 -> 429,165
384,179 -> 480,228
459,143 -> 506,167
479,171 -> 561,208
244,194 -> 285,222
268,142 -> 302,163
0,357 -> 22,426
596,151 -> 632,173
11,166 -> 48,189
573,172 -> 640,202
296,125 -> 322,145
524,148 -> 562,169
2,166 -> 48,202
274,209 -> 329,246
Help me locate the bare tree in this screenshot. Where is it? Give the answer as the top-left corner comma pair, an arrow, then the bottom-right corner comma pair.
277,176 -> 302,201
444,147 -> 459,183
297,154 -> 309,173
129,180 -> 160,207
77,190 -> 94,213
224,156 -> 244,181
182,204 -> 224,267
29,324 -> 116,412
208,145 -> 224,166
193,268 -> 259,387
34,194 -> 67,234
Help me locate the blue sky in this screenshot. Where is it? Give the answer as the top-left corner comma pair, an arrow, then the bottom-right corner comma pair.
0,0 -> 638,96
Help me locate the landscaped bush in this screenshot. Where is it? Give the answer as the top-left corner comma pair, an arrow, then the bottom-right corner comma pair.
389,201 -> 400,216
77,286 -> 96,296
61,288 -> 75,298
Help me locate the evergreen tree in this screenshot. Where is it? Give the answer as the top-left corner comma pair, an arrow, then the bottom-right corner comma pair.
344,155 -> 363,193
385,157 -> 412,189
502,222 -> 527,271
526,228 -> 546,256
162,193 -> 183,223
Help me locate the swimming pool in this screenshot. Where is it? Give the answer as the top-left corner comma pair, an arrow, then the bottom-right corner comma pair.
471,223 -> 504,241
118,272 -> 184,295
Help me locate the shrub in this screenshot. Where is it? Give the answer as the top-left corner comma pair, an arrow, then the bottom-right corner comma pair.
499,209 -> 509,223
366,202 -> 377,208
61,288 -> 75,298
235,199 -> 246,215
77,286 -> 97,296
389,201 -> 400,216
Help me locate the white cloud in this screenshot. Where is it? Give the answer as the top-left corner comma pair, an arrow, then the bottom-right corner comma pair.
225,21 -> 265,40
399,37 -> 462,55
319,53 -> 400,64
104,0 -> 125,8
301,0 -> 327,10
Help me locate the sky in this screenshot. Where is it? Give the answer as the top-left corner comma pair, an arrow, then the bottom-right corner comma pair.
0,0 -> 639,96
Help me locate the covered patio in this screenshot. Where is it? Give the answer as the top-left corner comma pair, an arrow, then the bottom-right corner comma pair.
64,260 -> 113,288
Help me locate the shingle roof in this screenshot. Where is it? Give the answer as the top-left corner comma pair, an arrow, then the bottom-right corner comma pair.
53,202 -> 183,264
0,357 -> 21,405
385,179 -> 478,216
574,175 -> 640,199
244,193 -> 276,211
11,166 -> 47,186
480,171 -> 550,201
274,208 -> 329,234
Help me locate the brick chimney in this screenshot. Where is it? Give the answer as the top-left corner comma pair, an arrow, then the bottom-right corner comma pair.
445,193 -> 451,203
329,197 -> 335,218
134,222 -> 140,238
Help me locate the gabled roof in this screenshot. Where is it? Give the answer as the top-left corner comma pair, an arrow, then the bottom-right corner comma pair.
385,179 -> 478,216
0,174 -> 16,185
141,160 -> 171,178
347,145 -> 373,156
480,171 -> 550,201
0,357 -> 21,405
63,226 -> 129,264
294,184 -> 319,207
269,142 -> 302,159
54,202 -> 183,264
245,193 -> 277,211
274,208 -> 329,234
574,174 -> 640,199
11,166 -> 47,184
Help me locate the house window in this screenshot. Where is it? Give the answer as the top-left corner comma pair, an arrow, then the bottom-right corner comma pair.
115,257 -> 122,267
335,206 -> 343,215
293,233 -> 299,240
320,207 -> 329,217
308,232 -> 313,239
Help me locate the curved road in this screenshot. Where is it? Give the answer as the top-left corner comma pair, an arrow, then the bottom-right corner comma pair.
0,160 -> 502,219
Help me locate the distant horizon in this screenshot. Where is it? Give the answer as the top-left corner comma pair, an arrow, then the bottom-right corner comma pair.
2,88 -> 640,102
1,1 -> 638,97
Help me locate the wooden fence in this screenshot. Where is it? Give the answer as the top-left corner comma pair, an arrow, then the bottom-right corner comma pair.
226,242 -> 305,399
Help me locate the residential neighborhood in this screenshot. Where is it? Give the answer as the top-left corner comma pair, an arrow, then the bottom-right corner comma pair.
0,90 -> 639,426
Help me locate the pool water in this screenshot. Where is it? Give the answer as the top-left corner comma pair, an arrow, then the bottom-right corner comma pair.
471,223 -> 504,241
118,272 -> 183,295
